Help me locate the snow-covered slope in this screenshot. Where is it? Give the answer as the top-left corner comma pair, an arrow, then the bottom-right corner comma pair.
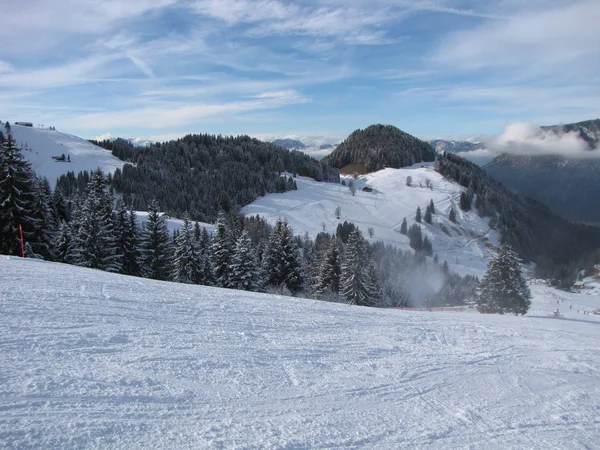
135,211 -> 214,235
242,165 -> 500,277
8,124 -> 125,186
1,257 -> 599,449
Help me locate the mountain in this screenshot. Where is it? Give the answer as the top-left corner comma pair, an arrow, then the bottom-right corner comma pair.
4,123 -> 124,187
2,256 -> 599,448
484,119 -> 600,224
541,118 -> 600,148
272,138 -> 306,149
323,124 -> 436,173
429,139 -> 484,154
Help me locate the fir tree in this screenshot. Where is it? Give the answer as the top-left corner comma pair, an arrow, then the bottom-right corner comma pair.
210,212 -> 233,287
449,207 -> 457,223
54,220 -> 73,263
415,207 -> 422,223
70,170 -> 120,272
340,229 -> 377,306
429,199 -> 435,214
121,209 -> 141,276
476,245 -> 531,315
262,219 -> 303,293
0,130 -> 39,256
316,239 -> 342,296
459,191 -> 472,211
422,236 -> 433,256
400,217 -> 408,235
424,206 -> 433,224
140,200 -> 172,280
230,231 -> 260,291
172,215 -> 200,284
408,224 -> 423,252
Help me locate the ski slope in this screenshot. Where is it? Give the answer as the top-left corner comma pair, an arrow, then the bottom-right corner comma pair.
242,165 -> 500,277
8,124 -> 124,187
1,257 -> 599,449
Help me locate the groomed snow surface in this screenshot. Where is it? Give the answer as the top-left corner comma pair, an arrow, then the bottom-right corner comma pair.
242,165 -> 501,277
1,257 -> 599,449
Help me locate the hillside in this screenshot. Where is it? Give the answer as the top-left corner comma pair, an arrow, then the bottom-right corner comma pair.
5,123 -> 124,187
243,164 -> 500,277
272,138 -> 306,149
429,139 -> 495,166
323,124 -> 436,173
1,256 -> 599,449
484,154 -> 600,223
484,119 -> 600,223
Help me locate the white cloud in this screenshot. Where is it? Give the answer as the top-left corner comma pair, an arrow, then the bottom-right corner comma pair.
93,132 -> 113,141
483,122 -> 599,158
432,1 -> 600,73
57,90 -> 310,131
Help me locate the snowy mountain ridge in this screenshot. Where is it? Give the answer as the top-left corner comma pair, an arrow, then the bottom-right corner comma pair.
6,124 -> 124,187
243,164 -> 500,277
1,256 -> 598,449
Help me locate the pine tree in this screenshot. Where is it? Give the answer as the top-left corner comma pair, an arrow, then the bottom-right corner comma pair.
408,224 -> 423,252
476,244 -> 531,315
140,200 -> 172,280
460,191 -> 472,211
316,239 -> 342,296
262,219 -> 302,293
29,176 -> 57,259
340,229 -> 377,306
0,130 -> 39,256
121,209 -> 141,276
400,217 -> 408,235
449,207 -> 457,223
70,170 -> 120,272
424,205 -> 433,224
230,231 -> 260,291
172,215 -> 200,284
429,199 -> 435,214
210,212 -> 233,287
422,236 -> 433,256
54,220 -> 73,263
415,207 -> 422,223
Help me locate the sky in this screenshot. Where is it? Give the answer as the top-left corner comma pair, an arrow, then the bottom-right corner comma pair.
1,0 -> 599,143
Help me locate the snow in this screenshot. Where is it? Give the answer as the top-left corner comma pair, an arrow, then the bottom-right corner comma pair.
8,124 -> 125,187
1,257 -> 599,449
242,165 -> 500,277
135,211 -> 214,235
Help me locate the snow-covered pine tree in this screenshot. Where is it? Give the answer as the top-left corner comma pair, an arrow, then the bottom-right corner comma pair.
210,212 -> 233,287
279,221 -> 303,293
172,215 -> 201,284
139,200 -> 172,280
262,219 -> 303,293
415,207 -> 422,223
476,244 -> 531,315
316,239 -> 342,296
229,231 -> 260,291
54,220 -> 73,263
0,130 -> 39,256
340,228 -> 377,306
429,199 -> 435,214
29,176 -> 57,259
70,169 -> 120,272
121,209 -> 141,276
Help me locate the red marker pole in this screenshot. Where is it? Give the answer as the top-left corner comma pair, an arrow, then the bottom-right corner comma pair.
19,224 -> 25,258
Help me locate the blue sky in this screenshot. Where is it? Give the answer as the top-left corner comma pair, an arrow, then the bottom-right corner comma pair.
1,0 -> 599,143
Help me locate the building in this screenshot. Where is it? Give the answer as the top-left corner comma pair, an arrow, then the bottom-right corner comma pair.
15,122 -> 33,127
573,281 -> 585,290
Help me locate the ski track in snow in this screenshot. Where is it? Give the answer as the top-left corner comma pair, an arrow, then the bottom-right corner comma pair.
242,166 -> 501,277
1,257 -> 599,449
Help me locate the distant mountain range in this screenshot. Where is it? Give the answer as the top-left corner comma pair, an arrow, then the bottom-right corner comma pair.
484,119 -> 600,224
271,138 -> 306,149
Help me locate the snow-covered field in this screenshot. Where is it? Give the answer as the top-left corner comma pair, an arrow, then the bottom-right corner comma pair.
135,211 -> 214,236
9,124 -> 124,187
1,257 -> 599,449
242,166 -> 500,277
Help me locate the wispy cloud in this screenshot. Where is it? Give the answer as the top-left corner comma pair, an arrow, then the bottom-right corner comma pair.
58,89 -> 311,131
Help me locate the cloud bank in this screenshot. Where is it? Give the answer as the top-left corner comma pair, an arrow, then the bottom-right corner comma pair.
482,122 -> 599,158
